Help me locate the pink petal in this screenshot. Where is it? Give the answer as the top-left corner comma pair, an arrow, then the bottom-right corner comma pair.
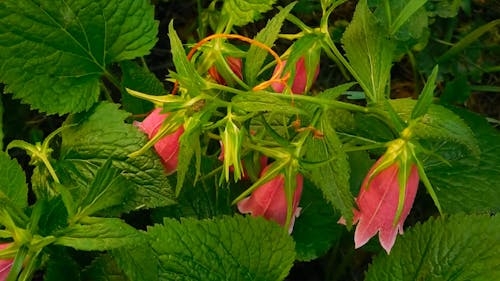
208,57 -> 243,85
353,159 -> 419,253
135,108 -> 183,175
0,243 -> 14,281
271,57 -> 320,94
237,167 -> 303,233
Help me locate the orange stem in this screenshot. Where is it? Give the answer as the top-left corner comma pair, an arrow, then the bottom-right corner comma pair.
171,33 -> 289,95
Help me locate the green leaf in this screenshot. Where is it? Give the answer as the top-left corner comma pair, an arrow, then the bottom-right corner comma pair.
437,19 -> 500,63
148,215 -> 295,281
303,112 -> 354,227
33,196 -> 68,236
76,160 -> 133,218
54,217 -> 144,251
221,0 -> 277,27
168,22 -> 206,97
292,180 -> 344,261
425,0 -> 462,18
365,214 -> 500,280
120,61 -> 165,115
112,243 -> 158,281
371,0 -> 428,41
425,108 -> 500,213
44,247 -> 82,281
152,156 -> 233,221
341,0 -> 396,102
175,105 -> 216,195
390,99 -> 479,155
0,0 -> 158,115
60,102 -> 175,213
245,2 -> 295,86
440,75 -> 471,104
0,151 -> 28,209
232,91 -> 305,115
82,254 -> 128,281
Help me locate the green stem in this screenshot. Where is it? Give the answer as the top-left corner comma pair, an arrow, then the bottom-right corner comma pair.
345,143 -> 387,153
104,70 -> 122,90
40,156 -> 60,184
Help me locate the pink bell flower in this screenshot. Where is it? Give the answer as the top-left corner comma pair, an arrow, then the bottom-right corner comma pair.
350,159 -> 419,253
271,57 -> 319,94
208,57 -> 243,85
237,166 -> 303,233
0,243 -> 14,281
135,108 -> 184,175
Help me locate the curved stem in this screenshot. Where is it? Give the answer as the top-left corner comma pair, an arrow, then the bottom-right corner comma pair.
172,33 -> 288,95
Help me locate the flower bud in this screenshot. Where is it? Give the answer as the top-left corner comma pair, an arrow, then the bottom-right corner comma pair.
0,243 -> 14,281
208,57 -> 243,85
271,57 -> 319,94
237,165 -> 303,233
135,108 -> 184,175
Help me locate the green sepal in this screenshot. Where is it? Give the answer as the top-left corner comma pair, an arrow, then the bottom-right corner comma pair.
283,160 -> 300,233
5,244 -> 28,281
411,65 -> 439,120
412,145 -> 443,214
128,109 -> 185,159
394,142 -> 416,225
232,160 -> 288,205
221,113 -> 244,182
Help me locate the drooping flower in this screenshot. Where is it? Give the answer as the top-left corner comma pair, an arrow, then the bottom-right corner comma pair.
237,166 -> 303,233
135,108 -> 184,175
208,57 -> 243,85
0,243 -> 14,281
271,57 -> 320,94
351,158 -> 419,253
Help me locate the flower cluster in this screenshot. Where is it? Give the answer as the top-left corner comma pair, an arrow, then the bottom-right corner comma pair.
137,54 -> 320,233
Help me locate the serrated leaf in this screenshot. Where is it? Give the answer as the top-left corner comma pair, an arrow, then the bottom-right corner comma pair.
0,0 -> 158,115
82,254 -> 128,281
153,156 -> 233,221
54,217 -> 144,251
112,243 -> 158,281
365,214 -> 500,280
232,91 -> 305,115
341,0 -> 396,102
245,2 -> 295,86
120,61 -> 165,115
76,160 -> 133,218
60,102 -> 175,213
148,215 -> 295,281
222,0 -> 277,27
390,99 -> 479,155
33,196 -> 68,237
44,247 -> 82,281
425,108 -> 500,213
292,180 -> 344,261
304,112 -> 354,226
0,151 -> 28,209
168,22 -> 206,97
